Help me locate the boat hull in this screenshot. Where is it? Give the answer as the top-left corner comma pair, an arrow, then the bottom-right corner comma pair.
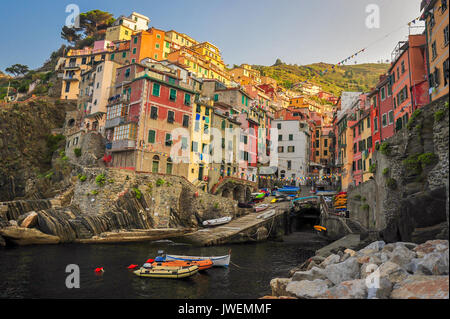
165,254 -> 231,267
133,265 -> 199,279
152,260 -> 213,271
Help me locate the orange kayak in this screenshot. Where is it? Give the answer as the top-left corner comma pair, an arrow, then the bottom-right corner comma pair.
151,259 -> 213,271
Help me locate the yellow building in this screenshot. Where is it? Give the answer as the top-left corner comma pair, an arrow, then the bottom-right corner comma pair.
191,42 -> 226,71
105,24 -> 135,42
167,47 -> 231,85
229,64 -> 262,85
163,30 -> 198,60
188,97 -> 213,189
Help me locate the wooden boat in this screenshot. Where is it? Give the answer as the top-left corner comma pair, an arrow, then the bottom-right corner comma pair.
202,216 -> 232,227
133,264 -> 199,279
254,204 -> 269,212
257,209 -> 276,219
164,253 -> 231,267
151,259 -> 213,271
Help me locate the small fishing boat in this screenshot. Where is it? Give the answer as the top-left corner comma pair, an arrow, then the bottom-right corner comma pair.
151,259 -> 213,271
133,264 -> 199,279
254,204 -> 269,212
163,251 -> 231,267
252,192 -> 265,200
202,216 -> 232,227
257,209 -> 276,219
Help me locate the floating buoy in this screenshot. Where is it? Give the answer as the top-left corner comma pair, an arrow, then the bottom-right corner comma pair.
314,225 -> 327,232
146,259 -> 155,263
127,264 -> 138,269
95,267 -> 104,273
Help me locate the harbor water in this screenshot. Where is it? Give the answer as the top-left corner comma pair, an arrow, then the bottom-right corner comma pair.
0,232 -> 328,299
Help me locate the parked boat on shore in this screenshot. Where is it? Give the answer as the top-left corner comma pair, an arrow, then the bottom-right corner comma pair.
202,216 -> 232,227
256,209 -> 276,220
254,204 -> 269,212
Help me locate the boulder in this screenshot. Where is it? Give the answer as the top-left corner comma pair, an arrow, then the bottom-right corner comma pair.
390,275 -> 449,299
377,261 -> 409,284
367,277 -> 393,299
9,220 -> 18,226
0,226 -> 60,245
390,245 -> 416,268
340,253 -> 351,262
407,250 -> 449,276
344,248 -> 357,257
319,254 -> 340,268
286,279 -> 333,299
20,211 -> 38,228
319,279 -> 368,299
292,267 -> 327,282
362,241 -> 386,251
413,240 -> 449,258
323,257 -> 360,285
270,278 -> 292,297
360,263 -> 379,279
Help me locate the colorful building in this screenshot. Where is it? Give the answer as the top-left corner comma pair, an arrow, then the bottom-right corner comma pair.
129,28 -> 166,62
421,0 -> 449,101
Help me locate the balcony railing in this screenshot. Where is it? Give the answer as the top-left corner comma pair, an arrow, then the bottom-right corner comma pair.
105,116 -> 127,129
64,63 -> 80,70
111,139 -> 136,152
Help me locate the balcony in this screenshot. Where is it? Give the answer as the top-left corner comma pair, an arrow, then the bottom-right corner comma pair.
64,63 -> 81,70
111,139 -> 136,152
105,116 -> 127,129
63,75 -> 79,82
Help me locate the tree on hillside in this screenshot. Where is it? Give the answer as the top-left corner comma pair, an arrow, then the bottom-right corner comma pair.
61,26 -> 82,45
5,64 -> 29,77
79,10 -> 115,37
273,58 -> 283,66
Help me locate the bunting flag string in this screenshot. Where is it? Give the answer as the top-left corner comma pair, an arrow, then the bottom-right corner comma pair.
291,15 -> 422,90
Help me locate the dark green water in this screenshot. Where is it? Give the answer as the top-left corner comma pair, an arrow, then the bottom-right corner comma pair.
0,232 -> 328,299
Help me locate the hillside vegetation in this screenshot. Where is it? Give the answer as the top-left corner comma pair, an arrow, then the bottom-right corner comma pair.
253,62 -> 390,96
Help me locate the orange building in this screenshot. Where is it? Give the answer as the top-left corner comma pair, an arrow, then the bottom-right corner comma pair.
129,28 -> 166,63
421,0 -> 449,101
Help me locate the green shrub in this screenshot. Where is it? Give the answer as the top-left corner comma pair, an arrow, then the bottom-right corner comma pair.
407,109 -> 422,130
375,143 -> 380,151
386,178 -> 397,190
95,174 -> 106,186
74,148 -> 82,157
353,194 -> 362,201
107,178 -> 114,184
379,142 -> 390,156
133,188 -> 142,200
61,155 -> 68,161
369,163 -> 377,174
78,174 -> 87,182
361,197 -> 366,202
382,168 -> 389,176
156,178 -> 165,187
214,202 -> 219,209
434,110 -> 445,122
417,153 -> 438,167
59,150 -> 66,157
90,190 -> 98,196
403,154 -> 422,175
45,171 -> 54,179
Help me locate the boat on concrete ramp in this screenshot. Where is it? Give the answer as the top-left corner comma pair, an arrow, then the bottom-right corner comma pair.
202,216 -> 232,227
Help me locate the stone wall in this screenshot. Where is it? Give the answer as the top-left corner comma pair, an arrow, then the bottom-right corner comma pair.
348,95 -> 449,244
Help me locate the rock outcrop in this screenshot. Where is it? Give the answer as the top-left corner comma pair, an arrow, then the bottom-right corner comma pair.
269,239 -> 449,299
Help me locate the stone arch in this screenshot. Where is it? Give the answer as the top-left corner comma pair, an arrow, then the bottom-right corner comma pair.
233,185 -> 245,203
67,118 -> 75,127
245,187 -> 252,203
222,187 -> 232,198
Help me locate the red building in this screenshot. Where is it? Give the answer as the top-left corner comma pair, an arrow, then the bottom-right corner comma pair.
389,34 -> 429,131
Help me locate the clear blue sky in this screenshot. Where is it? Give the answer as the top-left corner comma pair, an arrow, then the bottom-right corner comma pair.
0,0 -> 424,72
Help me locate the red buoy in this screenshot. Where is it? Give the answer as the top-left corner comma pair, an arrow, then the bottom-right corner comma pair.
127,264 -> 138,269
146,259 -> 155,263
95,267 -> 104,273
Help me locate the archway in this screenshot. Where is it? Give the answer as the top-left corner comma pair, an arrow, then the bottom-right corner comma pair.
152,155 -> 160,173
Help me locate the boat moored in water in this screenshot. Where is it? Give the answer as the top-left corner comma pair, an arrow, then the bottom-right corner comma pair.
133,264 -> 199,279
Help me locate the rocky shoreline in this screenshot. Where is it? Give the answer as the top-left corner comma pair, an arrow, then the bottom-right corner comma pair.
265,239 -> 449,299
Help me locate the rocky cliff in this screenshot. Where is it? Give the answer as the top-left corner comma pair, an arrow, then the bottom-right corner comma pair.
347,95 -> 449,244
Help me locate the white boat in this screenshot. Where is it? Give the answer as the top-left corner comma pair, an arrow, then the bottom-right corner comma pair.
165,253 -> 231,267
254,204 -> 269,213
202,216 -> 232,227
257,209 -> 276,219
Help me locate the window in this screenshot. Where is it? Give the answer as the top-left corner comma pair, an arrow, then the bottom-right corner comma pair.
277,123 -> 281,130
65,82 -> 71,93
382,114 -> 387,127
192,141 -> 198,152
442,0 -> 448,12
194,120 -> 200,132
315,140 -> 319,148
289,134 -> 293,141
444,25 -> 449,46
213,94 -> 219,102
287,161 -> 292,170
367,117 -> 371,129
278,146 -> 284,153
196,104 -> 202,113
182,115 -> 189,128
133,37 -> 138,44
165,133 -> 172,146
205,108 -> 210,116
374,116 -> 378,132
169,88 -> 177,101
111,53 -> 115,60
150,106 -> 158,119
434,68 -> 440,87
287,146 -> 295,153
432,42 -> 437,60
388,111 -> 394,124
324,150 -> 328,156
167,111 -> 175,123
358,159 -> 362,170
381,87 -> 386,100
132,48 -> 137,54
352,161 -> 356,171
278,135 -> 282,141
125,68 -> 130,78
401,61 -> 405,74
152,83 -> 160,96
443,59 -> 450,86
316,151 -> 319,156
165,41 -> 170,48
148,130 -> 156,143
184,94 -> 191,106
354,143 -> 357,153
324,139 -> 328,147
221,120 -> 226,130
367,136 -> 373,149
204,124 -> 209,134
